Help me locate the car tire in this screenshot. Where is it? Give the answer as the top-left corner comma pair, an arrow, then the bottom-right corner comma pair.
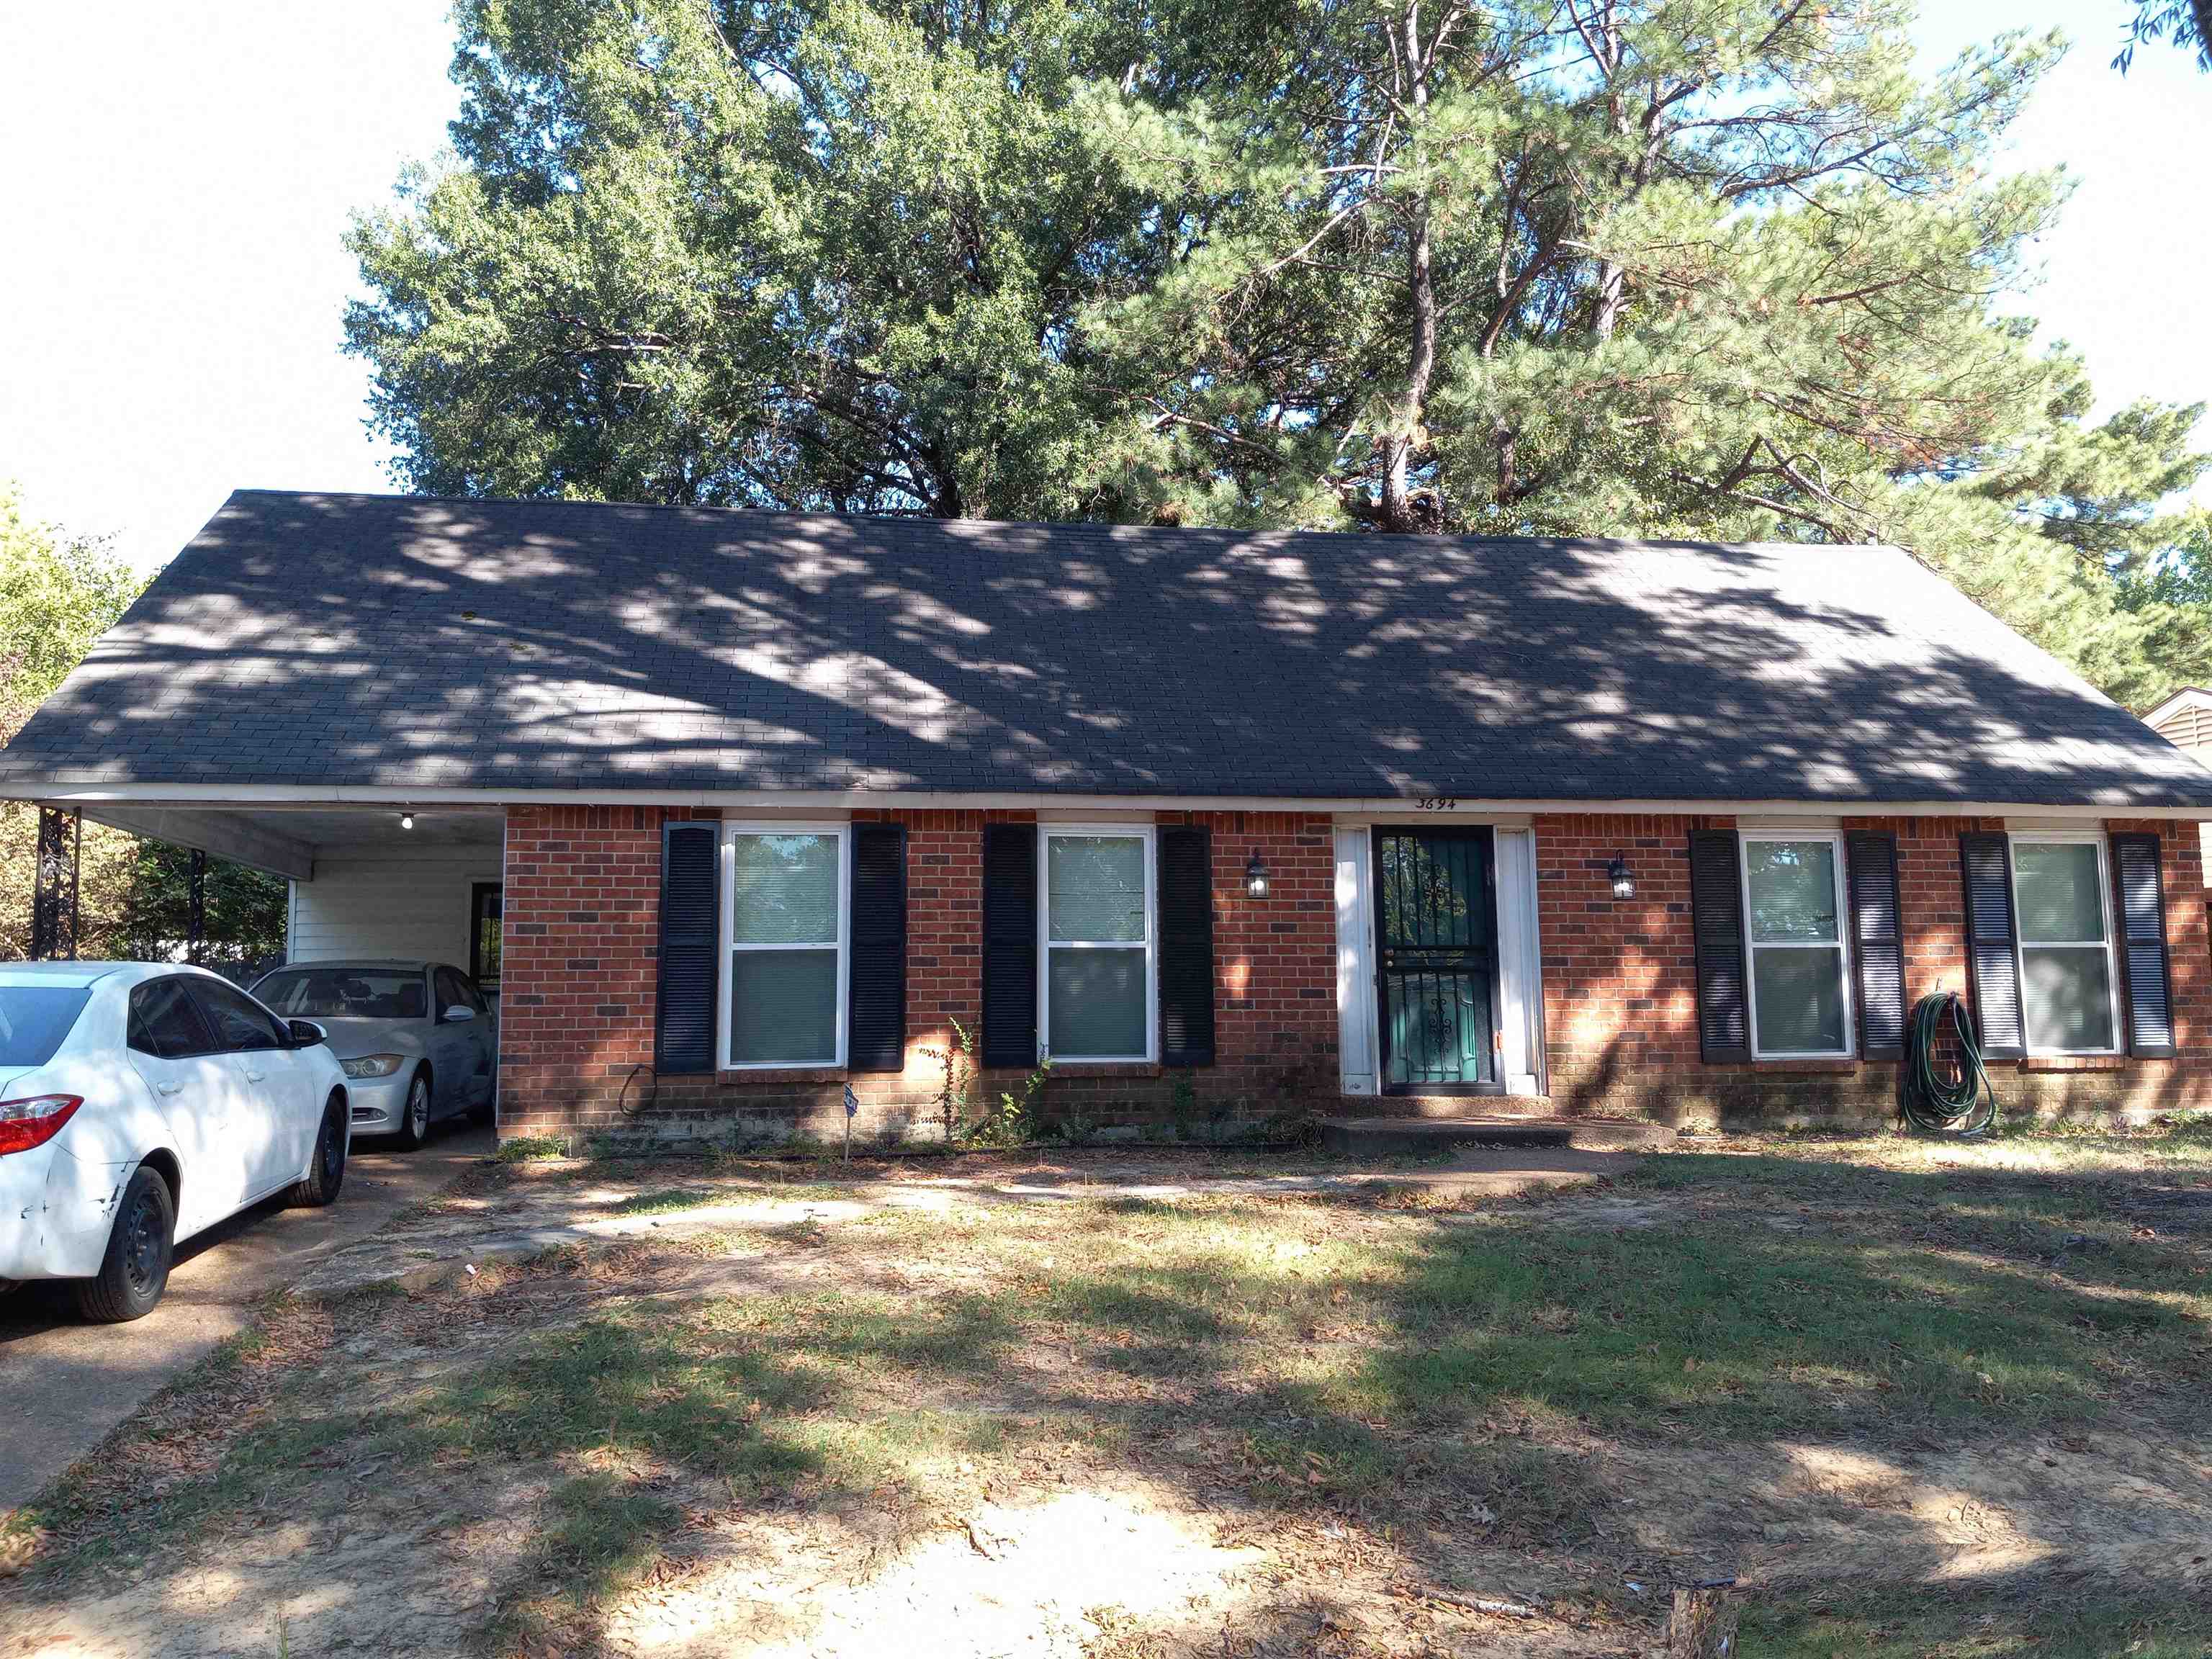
394,1071 -> 432,1151
76,1165 -> 176,1323
287,1094 -> 349,1208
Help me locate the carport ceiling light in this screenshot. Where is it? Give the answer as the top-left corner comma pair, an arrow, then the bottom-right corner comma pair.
400,811 -> 415,831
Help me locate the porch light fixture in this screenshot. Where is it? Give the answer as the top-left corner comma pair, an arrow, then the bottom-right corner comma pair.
1245,850 -> 1270,900
1607,851 -> 1635,902
399,811 -> 415,832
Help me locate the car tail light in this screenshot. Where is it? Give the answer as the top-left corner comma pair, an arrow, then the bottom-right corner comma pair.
0,1095 -> 84,1157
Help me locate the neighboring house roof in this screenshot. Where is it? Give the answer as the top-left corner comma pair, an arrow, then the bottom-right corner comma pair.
4,489 -> 2210,809
2144,686 -> 2212,754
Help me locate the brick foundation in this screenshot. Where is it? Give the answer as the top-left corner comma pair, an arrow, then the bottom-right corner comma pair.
498,804 -> 2212,1145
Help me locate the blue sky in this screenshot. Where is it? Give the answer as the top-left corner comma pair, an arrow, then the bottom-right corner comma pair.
0,1 -> 2204,571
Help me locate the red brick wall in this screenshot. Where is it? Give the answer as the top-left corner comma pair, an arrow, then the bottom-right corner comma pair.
498,805 -> 687,1139
497,805 -> 1339,1145
1534,812 -> 1709,1097
498,804 -> 2212,1142
924,810 -> 1339,1125
1536,811 -> 2212,1125
1168,810 -> 1338,1107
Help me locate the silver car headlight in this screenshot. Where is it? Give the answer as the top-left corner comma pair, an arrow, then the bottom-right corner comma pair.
341,1054 -> 405,1079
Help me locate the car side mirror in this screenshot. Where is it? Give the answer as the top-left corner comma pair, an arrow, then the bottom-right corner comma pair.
442,1005 -> 476,1024
287,1019 -> 328,1048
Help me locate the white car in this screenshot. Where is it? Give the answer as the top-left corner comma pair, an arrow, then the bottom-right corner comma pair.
0,962 -> 351,1321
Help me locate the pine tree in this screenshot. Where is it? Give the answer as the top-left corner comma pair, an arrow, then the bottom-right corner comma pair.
348,0 -> 2212,708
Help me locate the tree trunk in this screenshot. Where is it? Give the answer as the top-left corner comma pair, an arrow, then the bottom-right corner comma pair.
1375,0 -> 1438,533
1664,1586 -> 1739,1659
1592,258 -> 1627,341
1587,3 -> 1630,341
1379,199 -> 1438,532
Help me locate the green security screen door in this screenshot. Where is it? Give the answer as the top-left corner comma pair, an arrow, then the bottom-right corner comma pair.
1373,828 -> 1502,1093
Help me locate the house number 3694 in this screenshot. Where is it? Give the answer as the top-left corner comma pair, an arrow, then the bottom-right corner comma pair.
1414,796 -> 1459,811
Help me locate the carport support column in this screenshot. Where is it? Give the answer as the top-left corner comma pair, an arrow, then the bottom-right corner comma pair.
187,848 -> 207,966
30,806 -> 81,961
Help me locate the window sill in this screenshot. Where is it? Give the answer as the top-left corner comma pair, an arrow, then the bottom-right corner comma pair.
2013,1054 -> 2128,1073
717,1066 -> 845,1086
1045,1060 -> 1164,1079
1750,1057 -> 1859,1074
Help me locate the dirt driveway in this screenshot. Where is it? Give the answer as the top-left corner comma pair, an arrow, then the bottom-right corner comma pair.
0,1122 -> 493,1512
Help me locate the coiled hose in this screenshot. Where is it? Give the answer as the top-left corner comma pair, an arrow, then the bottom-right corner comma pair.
1899,989 -> 1998,1136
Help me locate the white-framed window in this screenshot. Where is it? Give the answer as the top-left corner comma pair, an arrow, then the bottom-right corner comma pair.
1038,824 -> 1156,1063
720,822 -> 850,1069
2008,833 -> 2121,1056
1738,832 -> 1855,1059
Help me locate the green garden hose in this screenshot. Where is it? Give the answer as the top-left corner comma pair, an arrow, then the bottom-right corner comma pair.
1899,990 -> 1999,1136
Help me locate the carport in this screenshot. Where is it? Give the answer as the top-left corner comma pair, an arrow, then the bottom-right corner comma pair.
26,800 -> 505,991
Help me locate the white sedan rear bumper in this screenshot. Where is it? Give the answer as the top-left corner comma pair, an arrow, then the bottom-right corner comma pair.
0,1144 -> 130,1281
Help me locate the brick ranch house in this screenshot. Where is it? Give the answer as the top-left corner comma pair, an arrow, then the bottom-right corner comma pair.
6,490 -> 2211,1145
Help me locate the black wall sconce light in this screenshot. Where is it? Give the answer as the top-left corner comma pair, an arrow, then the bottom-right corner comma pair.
1606,851 -> 1635,901
1245,850 -> 1270,899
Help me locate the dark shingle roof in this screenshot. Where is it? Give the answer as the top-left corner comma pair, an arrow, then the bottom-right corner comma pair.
4,489 -> 2208,809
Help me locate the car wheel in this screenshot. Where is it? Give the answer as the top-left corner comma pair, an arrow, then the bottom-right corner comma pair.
395,1071 -> 432,1150
76,1166 -> 176,1323
286,1094 -> 349,1208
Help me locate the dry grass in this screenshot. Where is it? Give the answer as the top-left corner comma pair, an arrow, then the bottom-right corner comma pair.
6,1123 -> 2210,1658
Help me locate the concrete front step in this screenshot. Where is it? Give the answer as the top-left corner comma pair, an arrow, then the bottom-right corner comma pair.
1382,1096 -> 1583,1121
1318,1115 -> 1675,1154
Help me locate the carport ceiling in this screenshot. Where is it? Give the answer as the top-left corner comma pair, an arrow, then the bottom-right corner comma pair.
75,804 -> 503,881
223,808 -> 503,849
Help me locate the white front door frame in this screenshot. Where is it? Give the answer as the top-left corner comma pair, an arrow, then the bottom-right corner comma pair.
1331,816 -> 1547,1099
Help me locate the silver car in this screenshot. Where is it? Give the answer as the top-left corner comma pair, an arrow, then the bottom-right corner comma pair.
249,961 -> 495,1148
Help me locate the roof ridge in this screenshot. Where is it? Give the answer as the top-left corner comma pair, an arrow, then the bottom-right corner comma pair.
216,488 -> 1895,557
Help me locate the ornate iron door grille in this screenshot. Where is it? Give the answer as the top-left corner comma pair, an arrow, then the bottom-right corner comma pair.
1372,827 -> 1503,1094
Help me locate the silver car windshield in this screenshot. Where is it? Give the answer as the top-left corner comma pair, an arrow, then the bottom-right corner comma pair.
0,986 -> 91,1067
256,969 -> 427,1021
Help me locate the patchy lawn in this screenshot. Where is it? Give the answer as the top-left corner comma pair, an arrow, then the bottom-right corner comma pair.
5,1125 -> 2210,1657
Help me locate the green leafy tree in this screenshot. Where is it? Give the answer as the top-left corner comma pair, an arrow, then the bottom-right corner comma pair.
0,484 -> 286,965
350,0 -> 2212,708
1,482 -> 143,736
114,844 -> 289,975
0,484 -> 145,959
346,0 -> 1192,518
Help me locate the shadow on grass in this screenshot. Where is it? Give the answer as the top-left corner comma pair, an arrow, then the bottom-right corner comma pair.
1740,1575 -> 2212,1659
9,1141 -> 2208,1655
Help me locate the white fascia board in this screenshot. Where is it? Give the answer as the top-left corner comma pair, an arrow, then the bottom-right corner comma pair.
12,783 -> 2212,821
1736,814 -> 1844,835
1333,809 -> 1534,828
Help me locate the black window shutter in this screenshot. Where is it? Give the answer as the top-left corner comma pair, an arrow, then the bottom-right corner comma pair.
2111,832 -> 2177,1058
1689,828 -> 1750,1062
848,823 -> 908,1072
1958,832 -> 2025,1060
655,821 -> 720,1074
980,824 -> 1038,1068
1157,825 -> 1215,1066
1846,831 -> 1906,1060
